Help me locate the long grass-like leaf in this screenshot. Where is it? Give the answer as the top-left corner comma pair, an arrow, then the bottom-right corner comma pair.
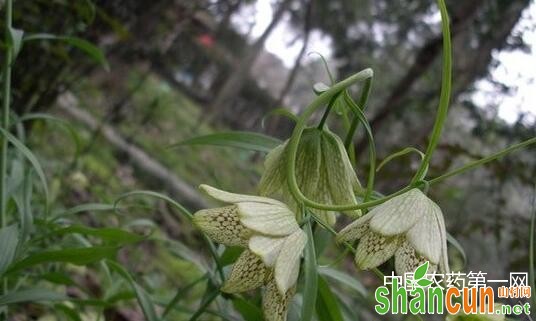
0,225 -> 18,276
0,288 -> 67,306
24,33 -> 109,70
316,275 -> 344,321
170,131 -> 282,153
107,260 -> 160,321
6,246 -> 117,274
0,128 -> 49,213
301,220 -> 318,321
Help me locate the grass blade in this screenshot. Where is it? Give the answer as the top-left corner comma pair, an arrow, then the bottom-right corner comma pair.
0,288 -> 67,306
6,246 -> 117,274
0,225 -> 18,276
301,220 -> 318,321
0,128 -> 49,213
107,260 -> 160,321
170,131 -> 282,153
316,275 -> 344,321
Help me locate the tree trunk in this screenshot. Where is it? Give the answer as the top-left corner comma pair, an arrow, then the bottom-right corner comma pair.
207,0 -> 292,120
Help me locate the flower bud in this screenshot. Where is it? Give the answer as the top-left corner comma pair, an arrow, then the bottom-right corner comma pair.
259,127 -> 362,225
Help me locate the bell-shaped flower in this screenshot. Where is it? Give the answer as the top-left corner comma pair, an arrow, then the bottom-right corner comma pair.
193,185 -> 307,321
259,127 -> 362,225
336,188 -> 449,276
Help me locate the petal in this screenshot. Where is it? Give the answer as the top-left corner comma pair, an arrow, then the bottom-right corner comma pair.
275,229 -> 307,295
296,128 -> 322,199
322,130 -> 361,218
355,231 -> 402,270
193,205 -> 252,247
249,235 -> 286,267
394,241 -> 437,276
221,250 -> 267,293
369,189 -> 427,235
262,277 -> 296,321
200,184 -> 285,206
406,200 -> 442,264
431,201 -> 450,274
237,202 -> 299,236
336,214 -> 373,244
259,143 -> 287,197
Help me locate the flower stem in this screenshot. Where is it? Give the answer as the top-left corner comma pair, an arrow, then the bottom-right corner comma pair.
412,0 -> 452,184
317,92 -> 339,130
0,0 -> 13,230
0,1 -> 13,317
344,77 -> 373,150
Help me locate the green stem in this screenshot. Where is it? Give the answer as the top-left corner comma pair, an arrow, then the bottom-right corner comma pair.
0,1 -> 13,315
0,0 -> 13,230
317,92 -> 339,130
427,137 -> 536,186
412,0 -> 451,184
344,77 -> 373,150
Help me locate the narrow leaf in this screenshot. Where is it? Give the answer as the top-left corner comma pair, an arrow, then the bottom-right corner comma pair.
0,225 -> 19,276
301,220 -> 318,321
107,260 -> 160,321
50,225 -> 144,245
170,131 -> 282,153
6,246 -> 117,274
0,288 -> 67,306
318,267 -> 367,298
0,128 -> 49,212
23,33 -> 109,70
316,275 -> 344,321
233,297 -> 264,321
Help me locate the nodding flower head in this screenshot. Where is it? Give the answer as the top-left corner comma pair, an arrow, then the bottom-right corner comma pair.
259,127 -> 362,225
193,185 -> 306,321
336,188 -> 449,276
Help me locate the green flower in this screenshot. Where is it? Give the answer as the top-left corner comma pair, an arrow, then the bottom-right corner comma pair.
193,185 -> 306,321
259,127 -> 362,225
337,188 -> 449,275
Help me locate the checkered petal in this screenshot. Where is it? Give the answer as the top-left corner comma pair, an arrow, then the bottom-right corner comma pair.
336,213 -> 373,244
394,241 -> 437,276
355,231 -> 402,270
221,250 -> 268,293
193,205 -> 252,247
262,277 -> 296,321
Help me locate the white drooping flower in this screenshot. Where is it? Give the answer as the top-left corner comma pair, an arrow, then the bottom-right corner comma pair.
193,185 -> 306,321
259,127 -> 362,225
337,188 -> 449,275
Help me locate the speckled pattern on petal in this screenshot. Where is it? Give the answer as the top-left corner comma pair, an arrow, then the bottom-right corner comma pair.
394,241 -> 437,277
355,231 -> 402,270
221,250 -> 267,293
262,277 -> 296,321
193,205 -> 252,247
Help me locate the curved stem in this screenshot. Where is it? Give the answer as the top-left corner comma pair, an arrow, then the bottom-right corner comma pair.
317,92 -> 340,130
412,0 -> 452,183
344,77 -> 373,150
